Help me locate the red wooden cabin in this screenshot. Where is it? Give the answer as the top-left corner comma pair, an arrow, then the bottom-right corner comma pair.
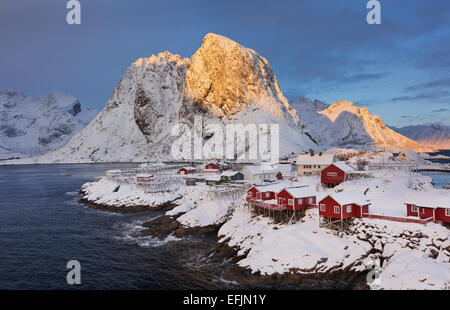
405,203 -> 450,223
321,162 -> 354,188
177,167 -> 196,175
204,161 -> 231,174
318,194 -> 370,219
276,187 -> 316,210
247,186 -> 278,201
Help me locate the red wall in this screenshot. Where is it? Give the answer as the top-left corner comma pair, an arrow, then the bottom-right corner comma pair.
247,187 -> 261,200
178,168 -> 195,174
435,208 -> 450,223
318,196 -> 367,219
276,189 -> 316,211
206,163 -> 220,170
418,207 -> 435,220
406,204 -> 419,217
321,164 -> 345,185
352,204 -> 366,218
261,191 -> 276,201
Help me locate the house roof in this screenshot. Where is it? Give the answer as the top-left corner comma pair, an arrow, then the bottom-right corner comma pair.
276,164 -> 295,176
205,175 -> 221,181
404,192 -> 449,209
106,169 -> 121,174
180,166 -> 196,170
282,186 -> 314,198
221,170 -> 241,177
296,154 -> 334,165
319,191 -> 371,206
244,165 -> 278,175
330,162 -> 355,173
254,183 -> 286,193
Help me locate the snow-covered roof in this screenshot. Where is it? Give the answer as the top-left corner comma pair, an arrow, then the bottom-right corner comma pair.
319,191 -> 371,206
404,192 -> 449,209
180,166 -> 196,170
296,154 -> 334,165
282,186 -> 314,198
221,170 -> 241,177
205,175 -> 221,181
244,165 -> 278,175
276,164 -> 295,176
254,183 -> 285,193
106,169 -> 121,174
331,162 -> 355,173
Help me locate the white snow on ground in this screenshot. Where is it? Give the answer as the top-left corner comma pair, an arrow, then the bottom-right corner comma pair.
372,249 -> 449,290
219,205 -> 450,289
219,207 -> 368,275
80,178 -> 185,208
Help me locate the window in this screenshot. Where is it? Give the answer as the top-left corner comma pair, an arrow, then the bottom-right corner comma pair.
334,206 -> 340,214
288,199 -> 294,206
411,205 -> 418,212
346,205 -> 352,213
297,198 -> 302,204
446,209 -> 450,217
327,172 -> 337,177
248,192 -> 253,197
320,204 -> 325,211
309,197 -> 314,204
421,208 -> 425,214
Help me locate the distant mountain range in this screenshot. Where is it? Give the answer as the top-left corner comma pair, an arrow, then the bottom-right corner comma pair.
389,124 -> 450,150
290,96 -> 428,151
0,90 -> 97,160
2,34 -> 443,164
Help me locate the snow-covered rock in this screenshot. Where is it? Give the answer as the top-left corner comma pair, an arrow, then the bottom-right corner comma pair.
0,90 -> 97,159
291,97 -> 429,151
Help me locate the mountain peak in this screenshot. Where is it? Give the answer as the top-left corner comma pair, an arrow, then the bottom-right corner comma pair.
185,33 -> 300,125
132,51 -> 189,68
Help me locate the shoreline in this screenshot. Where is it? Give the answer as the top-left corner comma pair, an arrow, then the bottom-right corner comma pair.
77,194 -> 370,289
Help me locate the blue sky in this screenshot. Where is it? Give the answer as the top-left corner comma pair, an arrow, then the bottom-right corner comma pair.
1,0 -> 449,127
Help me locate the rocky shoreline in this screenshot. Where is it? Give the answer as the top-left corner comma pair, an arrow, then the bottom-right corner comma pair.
78,185 -> 449,290
210,237 -> 370,289
78,193 -> 370,288
78,188 -> 181,213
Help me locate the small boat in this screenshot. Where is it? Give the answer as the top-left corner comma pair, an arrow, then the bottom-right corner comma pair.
443,184 -> 450,189
61,172 -> 71,176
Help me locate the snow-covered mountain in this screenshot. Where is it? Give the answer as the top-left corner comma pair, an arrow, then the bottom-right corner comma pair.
0,90 -> 97,160
390,124 -> 450,150
10,33 -> 316,164
290,96 -> 427,151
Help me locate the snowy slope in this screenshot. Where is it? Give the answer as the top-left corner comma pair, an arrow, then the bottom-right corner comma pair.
7,34 -> 316,164
290,97 -> 427,151
391,124 -> 450,150
0,90 -> 97,160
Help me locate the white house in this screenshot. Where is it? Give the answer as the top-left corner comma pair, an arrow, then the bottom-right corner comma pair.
242,165 -> 278,184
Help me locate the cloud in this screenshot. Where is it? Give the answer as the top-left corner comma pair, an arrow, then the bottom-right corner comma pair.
341,73 -> 387,83
432,108 -> 449,112
405,78 -> 450,91
391,90 -> 450,102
